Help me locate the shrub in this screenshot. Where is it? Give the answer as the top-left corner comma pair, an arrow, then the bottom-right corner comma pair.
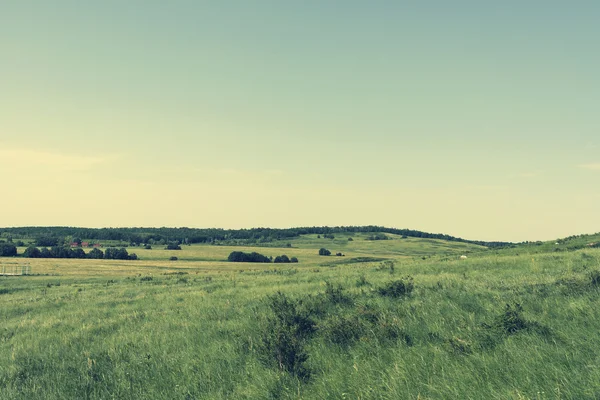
260,292 -> 315,380
324,282 -> 352,305
318,248 -> 331,256
355,275 -> 369,287
496,303 -> 527,335
165,243 -> 182,250
321,314 -> 365,347
169,256 -> 178,261
347,237 -> 353,241
378,277 -> 414,298
590,270 -> 600,286
290,257 -> 299,263
144,244 -> 152,250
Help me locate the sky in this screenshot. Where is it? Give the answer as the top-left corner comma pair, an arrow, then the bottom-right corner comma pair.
1,1 -> 599,242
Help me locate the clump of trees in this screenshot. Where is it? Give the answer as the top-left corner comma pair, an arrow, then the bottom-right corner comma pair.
22,246 -> 137,260
274,255 -> 290,263
318,248 -> 331,256
274,255 -> 298,263
165,243 -> 182,250
227,252 -> 299,263
228,251 -> 271,263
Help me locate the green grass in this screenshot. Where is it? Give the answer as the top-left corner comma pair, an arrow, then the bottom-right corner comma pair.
1,239 -> 600,399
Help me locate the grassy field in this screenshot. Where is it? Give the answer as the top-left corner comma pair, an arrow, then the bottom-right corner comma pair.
1,236 -> 600,399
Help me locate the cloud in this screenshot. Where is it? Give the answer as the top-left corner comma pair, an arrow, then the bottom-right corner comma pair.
578,163 -> 600,171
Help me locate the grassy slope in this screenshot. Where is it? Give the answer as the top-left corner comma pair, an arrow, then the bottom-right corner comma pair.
1,238 -> 600,399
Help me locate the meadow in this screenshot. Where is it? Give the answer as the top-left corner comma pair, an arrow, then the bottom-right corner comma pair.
1,233 -> 600,399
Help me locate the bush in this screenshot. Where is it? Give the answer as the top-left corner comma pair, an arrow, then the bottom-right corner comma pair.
324,282 -> 352,305
0,243 -> 17,257
260,292 -> 315,380
378,277 -> 414,298
165,243 -> 182,250
290,257 -> 299,263
144,244 -> 152,250
496,303 -> 528,335
347,237 -> 353,241
590,270 -> 600,286
321,314 -> 364,347
169,256 -> 178,261
318,248 -> 331,256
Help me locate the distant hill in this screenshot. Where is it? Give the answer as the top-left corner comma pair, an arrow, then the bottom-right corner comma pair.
508,232 -> 600,254
0,225 -> 512,248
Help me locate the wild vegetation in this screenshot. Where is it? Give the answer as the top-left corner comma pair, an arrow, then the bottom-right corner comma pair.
1,229 -> 600,399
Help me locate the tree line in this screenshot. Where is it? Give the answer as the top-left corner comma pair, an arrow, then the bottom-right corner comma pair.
0,226 -> 513,248
22,246 -> 138,260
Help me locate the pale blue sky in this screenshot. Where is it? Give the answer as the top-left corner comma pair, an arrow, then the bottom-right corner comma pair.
1,1 -> 599,241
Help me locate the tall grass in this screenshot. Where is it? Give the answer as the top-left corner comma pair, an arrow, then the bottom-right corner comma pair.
1,246 -> 599,398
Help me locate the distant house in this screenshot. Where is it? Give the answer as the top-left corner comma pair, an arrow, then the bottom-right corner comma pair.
93,243 -> 102,248
70,242 -> 79,247
81,242 -> 90,247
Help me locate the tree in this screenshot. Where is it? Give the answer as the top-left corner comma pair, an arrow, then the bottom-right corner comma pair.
35,235 -> 60,247
40,248 -> 53,258
318,248 -> 331,256
71,248 -> 87,259
88,248 -> 104,259
23,246 -> 41,258
0,243 -> 17,257
274,255 -> 291,263
165,243 -> 182,250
